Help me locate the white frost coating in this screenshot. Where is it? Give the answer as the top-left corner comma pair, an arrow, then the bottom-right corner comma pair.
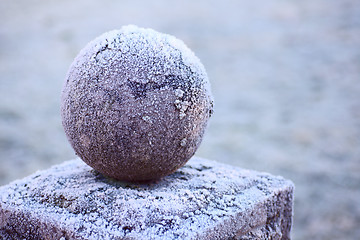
180,138 -> 187,147
175,88 -> 184,98
0,157 -> 294,239
79,24 -> 211,95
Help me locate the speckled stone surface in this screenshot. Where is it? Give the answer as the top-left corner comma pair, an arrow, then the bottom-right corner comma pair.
0,157 -> 294,240
61,25 -> 214,182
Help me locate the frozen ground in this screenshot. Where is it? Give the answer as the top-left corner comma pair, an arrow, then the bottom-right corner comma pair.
0,0 -> 359,239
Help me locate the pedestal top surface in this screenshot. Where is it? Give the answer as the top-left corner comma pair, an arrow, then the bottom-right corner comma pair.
0,157 -> 294,239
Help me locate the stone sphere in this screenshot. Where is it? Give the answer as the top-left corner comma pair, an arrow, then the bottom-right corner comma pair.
61,25 -> 213,182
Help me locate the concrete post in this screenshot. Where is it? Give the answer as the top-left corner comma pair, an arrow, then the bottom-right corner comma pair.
0,157 -> 294,239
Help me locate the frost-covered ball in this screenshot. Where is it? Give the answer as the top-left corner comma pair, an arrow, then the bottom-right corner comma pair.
61,25 -> 213,182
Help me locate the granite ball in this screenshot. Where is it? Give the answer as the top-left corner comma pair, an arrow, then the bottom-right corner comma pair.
61,25 -> 213,182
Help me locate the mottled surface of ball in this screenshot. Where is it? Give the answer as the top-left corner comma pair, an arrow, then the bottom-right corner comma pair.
61,25 -> 213,182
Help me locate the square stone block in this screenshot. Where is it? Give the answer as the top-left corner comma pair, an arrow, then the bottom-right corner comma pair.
0,157 -> 294,239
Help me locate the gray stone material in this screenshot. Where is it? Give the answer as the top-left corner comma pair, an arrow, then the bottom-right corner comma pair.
61,25 -> 214,182
0,157 -> 294,239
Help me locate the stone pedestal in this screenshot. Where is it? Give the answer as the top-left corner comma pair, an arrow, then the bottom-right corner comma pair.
0,157 -> 294,239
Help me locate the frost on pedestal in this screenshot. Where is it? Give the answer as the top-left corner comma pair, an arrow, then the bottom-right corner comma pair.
0,157 -> 294,239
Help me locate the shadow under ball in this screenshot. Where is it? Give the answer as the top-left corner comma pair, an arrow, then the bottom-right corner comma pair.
61,25 -> 213,182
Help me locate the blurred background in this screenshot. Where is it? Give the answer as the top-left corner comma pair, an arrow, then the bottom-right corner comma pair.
1,0 -> 359,239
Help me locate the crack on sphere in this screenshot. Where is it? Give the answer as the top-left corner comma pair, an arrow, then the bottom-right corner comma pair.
127,74 -> 190,100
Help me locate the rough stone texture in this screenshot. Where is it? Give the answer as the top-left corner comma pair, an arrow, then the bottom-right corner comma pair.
61,25 -> 214,182
0,157 -> 293,240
